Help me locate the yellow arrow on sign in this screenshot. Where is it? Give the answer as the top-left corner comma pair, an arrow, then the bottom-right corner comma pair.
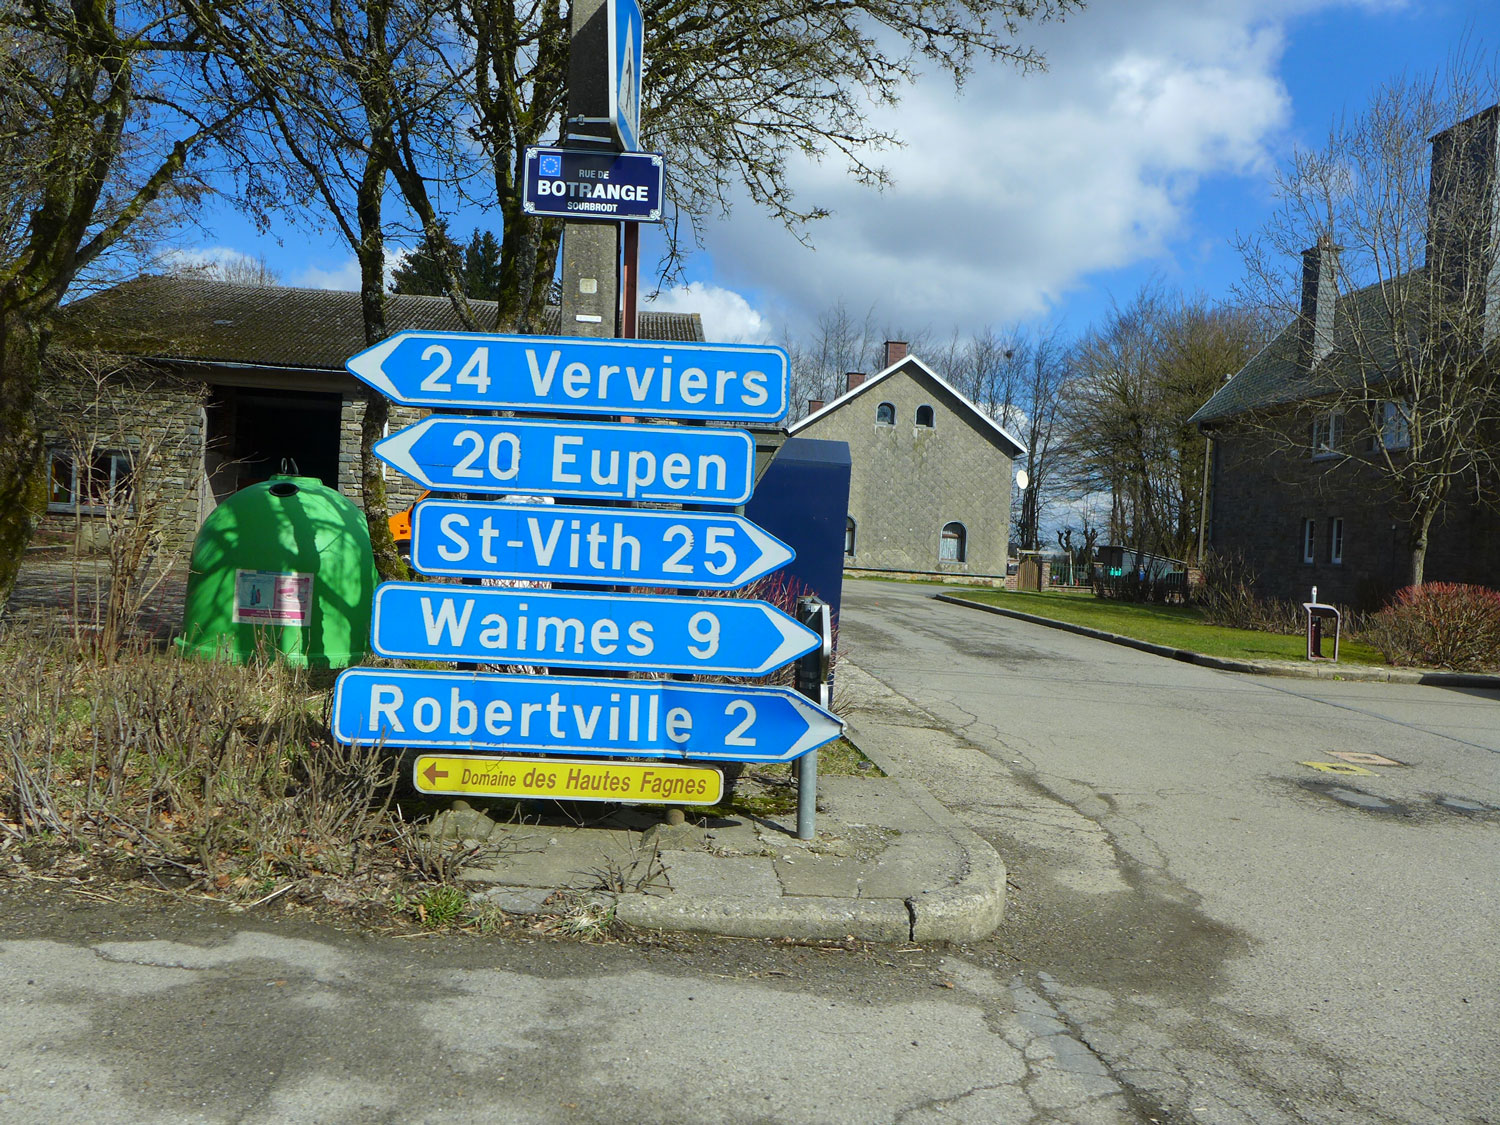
413,754 -> 723,806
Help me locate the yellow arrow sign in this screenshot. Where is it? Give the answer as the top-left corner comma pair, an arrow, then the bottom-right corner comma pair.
413,754 -> 723,805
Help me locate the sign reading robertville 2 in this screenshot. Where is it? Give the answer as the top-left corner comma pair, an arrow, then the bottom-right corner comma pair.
334,324 -> 842,803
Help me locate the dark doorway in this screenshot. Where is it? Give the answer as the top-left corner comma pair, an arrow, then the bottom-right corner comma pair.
206,386 -> 343,502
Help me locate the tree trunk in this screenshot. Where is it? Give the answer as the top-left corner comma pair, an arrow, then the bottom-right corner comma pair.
354,147 -> 407,583
0,311 -> 50,611
1407,501 -> 1440,588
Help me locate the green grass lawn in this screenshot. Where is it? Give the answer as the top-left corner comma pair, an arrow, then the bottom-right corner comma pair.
942,586 -> 1388,666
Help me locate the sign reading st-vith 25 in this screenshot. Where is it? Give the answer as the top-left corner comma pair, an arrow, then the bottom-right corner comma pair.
523,147 -> 663,222
370,583 -> 820,676
409,499 -> 793,589
375,415 -> 755,504
345,332 -> 789,422
332,667 -> 843,764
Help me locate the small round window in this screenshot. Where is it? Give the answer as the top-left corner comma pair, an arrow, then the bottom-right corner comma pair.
876,402 -> 896,425
916,405 -> 934,427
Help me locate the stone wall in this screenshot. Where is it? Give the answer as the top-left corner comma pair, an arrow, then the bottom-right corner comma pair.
799,364 -> 1013,578
338,395 -> 426,511
1209,414 -> 1500,607
35,366 -> 207,560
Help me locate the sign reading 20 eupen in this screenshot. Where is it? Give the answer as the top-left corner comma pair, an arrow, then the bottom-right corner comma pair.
334,329 -> 842,805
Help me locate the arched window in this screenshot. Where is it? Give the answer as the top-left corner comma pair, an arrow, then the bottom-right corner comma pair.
845,516 -> 856,557
915,404 -> 934,428
940,522 -> 967,563
876,402 -> 896,425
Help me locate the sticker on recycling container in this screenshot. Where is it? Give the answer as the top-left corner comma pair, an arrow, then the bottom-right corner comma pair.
233,569 -> 313,626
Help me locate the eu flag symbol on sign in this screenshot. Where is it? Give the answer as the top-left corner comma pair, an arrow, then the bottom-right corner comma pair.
539,154 -> 561,177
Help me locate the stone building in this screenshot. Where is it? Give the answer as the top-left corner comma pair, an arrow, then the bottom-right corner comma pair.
1191,106 -> 1500,606
39,275 -> 704,556
789,343 -> 1023,582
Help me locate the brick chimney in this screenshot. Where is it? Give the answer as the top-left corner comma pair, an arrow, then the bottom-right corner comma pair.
883,340 -> 908,367
1298,235 -> 1339,370
845,371 -> 865,392
807,398 -> 824,415
1427,103 -> 1500,344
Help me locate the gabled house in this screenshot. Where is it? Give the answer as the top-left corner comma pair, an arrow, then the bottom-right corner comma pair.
39,275 -> 704,556
790,342 -> 1024,582
1192,106 -> 1500,607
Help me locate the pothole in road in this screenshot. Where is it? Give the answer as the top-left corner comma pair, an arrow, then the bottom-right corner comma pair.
1431,794 -> 1500,818
1298,779 -> 1410,814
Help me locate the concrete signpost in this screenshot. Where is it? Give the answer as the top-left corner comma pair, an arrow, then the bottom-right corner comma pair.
331,0 -> 842,823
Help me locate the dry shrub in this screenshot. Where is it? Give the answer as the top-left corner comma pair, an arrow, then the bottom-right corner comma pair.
1198,551 -> 1303,634
0,627 -> 404,893
1363,583 -> 1500,671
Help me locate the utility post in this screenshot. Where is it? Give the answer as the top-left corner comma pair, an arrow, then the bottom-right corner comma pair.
558,0 -> 621,338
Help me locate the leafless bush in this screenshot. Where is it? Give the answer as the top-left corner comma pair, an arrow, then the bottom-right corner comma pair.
1198,550 -> 1304,634
0,626 -> 410,894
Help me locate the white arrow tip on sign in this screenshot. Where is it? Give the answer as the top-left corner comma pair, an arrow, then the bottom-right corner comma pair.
761,610 -> 820,674
785,693 -> 844,759
346,336 -> 405,399
741,521 -> 794,583
373,420 -> 426,483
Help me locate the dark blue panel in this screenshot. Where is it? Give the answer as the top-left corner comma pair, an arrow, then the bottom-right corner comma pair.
744,438 -> 852,636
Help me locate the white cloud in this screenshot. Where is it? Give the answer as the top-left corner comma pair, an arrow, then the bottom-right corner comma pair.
295,259 -> 364,291
644,281 -> 772,342
687,0 -> 1323,338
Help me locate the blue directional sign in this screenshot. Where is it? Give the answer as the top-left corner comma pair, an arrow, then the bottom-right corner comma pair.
409,499 -> 794,589
523,147 -> 664,222
345,332 -> 789,422
332,668 -> 844,764
370,583 -> 819,675
608,0 -> 643,152
376,415 -> 755,504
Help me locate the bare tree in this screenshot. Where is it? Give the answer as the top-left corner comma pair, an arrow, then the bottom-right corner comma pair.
1234,59 -> 1500,585
0,2 -> 250,608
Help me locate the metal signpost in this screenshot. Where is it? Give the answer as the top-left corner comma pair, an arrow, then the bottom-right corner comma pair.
407,499 -> 795,588
522,147 -> 664,222
346,332 -> 790,421
373,415 -> 756,503
332,1 -> 843,826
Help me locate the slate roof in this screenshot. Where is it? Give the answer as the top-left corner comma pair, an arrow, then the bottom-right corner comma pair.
56,276 -> 705,371
789,354 -> 1026,458
1189,273 -> 1407,427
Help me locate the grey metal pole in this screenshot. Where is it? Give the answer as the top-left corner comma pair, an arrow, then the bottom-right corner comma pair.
559,0 -> 620,338
795,596 -> 831,841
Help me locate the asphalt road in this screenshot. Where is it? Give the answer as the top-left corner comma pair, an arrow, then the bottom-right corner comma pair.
837,578 -> 1500,1125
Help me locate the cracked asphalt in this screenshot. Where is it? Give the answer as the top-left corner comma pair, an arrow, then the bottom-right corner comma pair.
1,575 -> 1495,1124
838,578 -> 1500,1125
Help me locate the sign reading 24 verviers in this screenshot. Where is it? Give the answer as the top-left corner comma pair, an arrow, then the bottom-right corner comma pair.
346,332 -> 789,422
375,415 -> 755,504
408,499 -> 794,589
333,668 -> 842,765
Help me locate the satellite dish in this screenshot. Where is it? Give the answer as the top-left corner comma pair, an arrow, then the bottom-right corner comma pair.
1015,469 -> 1030,491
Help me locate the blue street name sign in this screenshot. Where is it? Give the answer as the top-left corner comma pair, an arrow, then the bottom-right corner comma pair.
376,415 -> 755,504
523,147 -> 664,222
608,0 -> 643,152
370,583 -> 820,676
346,332 -> 789,422
409,499 -> 794,589
332,667 -> 843,764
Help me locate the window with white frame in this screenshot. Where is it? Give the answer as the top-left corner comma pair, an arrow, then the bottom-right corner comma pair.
845,516 -> 856,557
940,521 -> 967,562
876,401 -> 896,425
1310,412 -> 1343,458
1302,518 -> 1316,564
1329,517 -> 1344,565
915,404 -> 934,427
48,449 -> 133,513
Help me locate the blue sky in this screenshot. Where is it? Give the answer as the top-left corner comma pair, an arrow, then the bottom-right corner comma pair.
179,0 -> 1499,347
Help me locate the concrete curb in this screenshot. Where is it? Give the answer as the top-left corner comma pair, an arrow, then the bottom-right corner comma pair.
846,723 -> 1008,944
612,731 -> 1010,945
935,594 -> 1500,689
